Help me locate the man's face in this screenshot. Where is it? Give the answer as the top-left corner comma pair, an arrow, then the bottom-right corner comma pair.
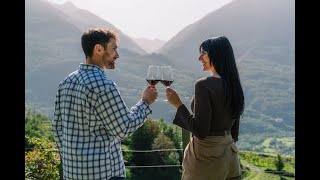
102,38 -> 119,69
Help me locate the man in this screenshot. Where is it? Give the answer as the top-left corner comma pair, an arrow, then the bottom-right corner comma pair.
52,28 -> 158,180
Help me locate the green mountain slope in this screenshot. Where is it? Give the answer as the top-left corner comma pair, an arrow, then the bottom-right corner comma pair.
25,0 -> 295,156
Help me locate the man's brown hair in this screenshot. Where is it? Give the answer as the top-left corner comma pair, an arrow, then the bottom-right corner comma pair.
81,28 -> 119,58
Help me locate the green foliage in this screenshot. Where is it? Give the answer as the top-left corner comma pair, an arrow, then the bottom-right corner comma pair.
240,159 -> 295,180
131,118 -> 161,150
240,151 -> 294,173
269,138 -> 277,145
129,118 -> 161,169
275,154 -> 284,171
25,107 -> 54,142
240,164 -> 251,179
238,134 -> 295,156
126,168 -> 132,179
152,133 -> 180,164
25,135 -> 61,180
24,109 -> 295,179
159,118 -> 182,149
159,118 -> 183,161
128,119 -> 182,180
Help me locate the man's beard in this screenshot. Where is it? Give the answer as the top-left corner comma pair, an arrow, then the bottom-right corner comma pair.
105,59 -> 115,69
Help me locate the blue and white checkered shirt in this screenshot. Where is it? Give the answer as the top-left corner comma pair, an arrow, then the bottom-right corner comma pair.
52,63 -> 152,180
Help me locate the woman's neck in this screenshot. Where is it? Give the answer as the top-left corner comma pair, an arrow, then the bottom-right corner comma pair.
211,70 -> 221,78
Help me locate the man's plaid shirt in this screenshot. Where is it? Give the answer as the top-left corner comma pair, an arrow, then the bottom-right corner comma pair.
52,63 -> 152,180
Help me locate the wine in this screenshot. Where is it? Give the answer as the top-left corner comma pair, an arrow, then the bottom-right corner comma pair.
146,79 -> 160,85
161,80 -> 174,86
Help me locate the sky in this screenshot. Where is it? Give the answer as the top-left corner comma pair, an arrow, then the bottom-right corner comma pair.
47,0 -> 232,41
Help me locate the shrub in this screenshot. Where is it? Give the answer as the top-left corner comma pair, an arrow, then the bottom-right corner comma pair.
25,136 -> 61,180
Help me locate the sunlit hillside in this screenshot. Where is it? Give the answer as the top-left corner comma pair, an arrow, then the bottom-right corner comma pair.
25,0 -> 295,156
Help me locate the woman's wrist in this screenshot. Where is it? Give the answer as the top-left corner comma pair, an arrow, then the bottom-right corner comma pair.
175,102 -> 183,109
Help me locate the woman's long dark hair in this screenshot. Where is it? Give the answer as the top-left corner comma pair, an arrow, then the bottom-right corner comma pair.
199,36 -> 244,118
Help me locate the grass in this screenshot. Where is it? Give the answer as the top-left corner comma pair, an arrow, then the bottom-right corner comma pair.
256,137 -> 295,156
241,159 -> 295,180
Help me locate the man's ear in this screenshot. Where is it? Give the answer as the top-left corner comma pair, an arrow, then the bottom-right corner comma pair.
93,44 -> 103,55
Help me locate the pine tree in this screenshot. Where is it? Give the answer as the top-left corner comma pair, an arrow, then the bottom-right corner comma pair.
275,154 -> 284,171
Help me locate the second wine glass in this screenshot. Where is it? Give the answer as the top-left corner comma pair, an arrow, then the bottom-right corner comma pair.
160,66 -> 174,88
161,66 -> 174,102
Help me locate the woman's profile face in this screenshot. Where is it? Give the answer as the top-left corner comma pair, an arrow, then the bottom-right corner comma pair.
198,49 -> 214,72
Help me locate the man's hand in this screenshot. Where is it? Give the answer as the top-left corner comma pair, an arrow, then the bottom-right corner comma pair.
142,85 -> 158,105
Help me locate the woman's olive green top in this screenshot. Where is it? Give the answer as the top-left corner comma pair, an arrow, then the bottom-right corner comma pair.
173,76 -> 239,141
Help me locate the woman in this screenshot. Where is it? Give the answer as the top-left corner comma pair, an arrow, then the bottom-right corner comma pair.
166,36 -> 244,180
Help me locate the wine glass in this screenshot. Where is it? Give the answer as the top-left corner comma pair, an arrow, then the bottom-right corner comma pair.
160,66 -> 174,88
146,65 -> 161,86
160,66 -> 174,101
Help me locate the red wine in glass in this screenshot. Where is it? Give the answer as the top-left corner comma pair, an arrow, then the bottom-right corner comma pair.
146,65 -> 161,86
161,66 -> 174,102
161,66 -> 174,88
160,80 -> 174,86
146,79 -> 160,86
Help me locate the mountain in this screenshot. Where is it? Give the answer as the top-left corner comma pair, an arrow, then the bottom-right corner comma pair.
51,1 -> 146,55
25,0 -> 143,112
158,0 -> 294,67
25,0 -> 81,73
25,0 -> 295,155
133,37 -> 166,53
25,0 -> 175,119
157,0 -> 295,133
26,0 -> 146,73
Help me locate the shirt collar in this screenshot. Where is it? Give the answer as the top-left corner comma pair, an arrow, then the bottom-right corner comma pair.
79,63 -> 105,74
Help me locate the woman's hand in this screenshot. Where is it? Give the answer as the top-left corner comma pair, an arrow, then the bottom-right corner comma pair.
166,87 -> 183,109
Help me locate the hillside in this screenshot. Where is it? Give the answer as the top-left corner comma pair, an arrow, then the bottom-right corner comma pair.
156,0 -> 295,150
51,1 -> 146,55
25,0 -> 147,113
25,0 -> 295,156
133,37 -> 166,53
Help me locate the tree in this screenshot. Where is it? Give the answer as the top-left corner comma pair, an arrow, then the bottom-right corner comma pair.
129,119 -> 161,179
151,133 -> 181,180
25,107 -> 54,142
128,119 -> 182,180
275,154 -> 284,171
130,119 -> 161,164
159,118 -> 183,161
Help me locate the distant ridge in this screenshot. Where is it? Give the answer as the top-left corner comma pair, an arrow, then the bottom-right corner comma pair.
133,37 -> 166,53
157,0 -> 294,68
51,1 -> 146,55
